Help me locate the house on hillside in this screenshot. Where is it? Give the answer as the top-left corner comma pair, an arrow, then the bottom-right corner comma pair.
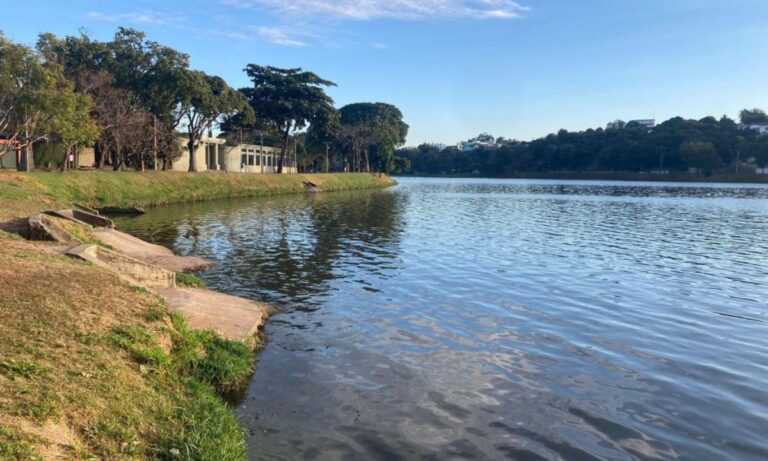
629,119 -> 656,130
457,133 -> 499,152
170,136 -> 297,173
741,123 -> 768,136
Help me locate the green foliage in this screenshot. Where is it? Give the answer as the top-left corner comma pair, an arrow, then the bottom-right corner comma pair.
175,272 -> 207,288
680,140 -> 721,172
238,65 -> 337,172
740,108 -> 768,125
339,102 -> 409,173
398,114 -> 768,175
176,70 -> 252,172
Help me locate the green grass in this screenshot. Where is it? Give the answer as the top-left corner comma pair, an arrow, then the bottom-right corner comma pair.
0,242 -> 262,459
176,273 -> 207,288
0,427 -> 44,461
0,171 -> 396,223
106,314 -> 255,459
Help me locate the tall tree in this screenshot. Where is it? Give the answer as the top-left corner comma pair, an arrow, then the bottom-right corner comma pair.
240,65 -> 336,173
339,103 -> 409,173
0,34 -> 93,171
175,70 -> 250,172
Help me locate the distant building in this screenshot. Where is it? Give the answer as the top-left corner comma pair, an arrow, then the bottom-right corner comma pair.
457,133 -> 498,152
742,123 -> 768,136
629,119 -> 656,130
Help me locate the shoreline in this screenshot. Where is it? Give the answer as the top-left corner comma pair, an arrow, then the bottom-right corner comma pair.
399,172 -> 768,184
0,171 -> 395,459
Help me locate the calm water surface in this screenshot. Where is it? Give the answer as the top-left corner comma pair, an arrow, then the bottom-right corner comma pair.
116,178 -> 768,460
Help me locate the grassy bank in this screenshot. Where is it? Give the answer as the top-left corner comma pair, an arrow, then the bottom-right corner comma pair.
0,171 -> 395,225
0,171 -> 397,458
0,238 -> 263,459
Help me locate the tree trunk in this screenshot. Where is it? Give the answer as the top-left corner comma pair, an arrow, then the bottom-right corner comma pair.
19,143 -> 32,172
153,115 -> 158,171
188,133 -> 197,172
112,138 -> 121,171
278,126 -> 290,174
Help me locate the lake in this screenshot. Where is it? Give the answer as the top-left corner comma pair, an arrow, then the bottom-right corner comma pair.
116,177 -> 768,460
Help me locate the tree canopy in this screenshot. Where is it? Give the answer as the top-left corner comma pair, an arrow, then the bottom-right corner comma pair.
338,103 -> 409,173
398,114 -> 768,176
238,65 -> 337,173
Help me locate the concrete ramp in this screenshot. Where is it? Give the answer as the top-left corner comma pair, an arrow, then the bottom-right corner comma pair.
28,213 -> 81,244
157,287 -> 271,341
67,244 -> 176,289
92,228 -> 211,273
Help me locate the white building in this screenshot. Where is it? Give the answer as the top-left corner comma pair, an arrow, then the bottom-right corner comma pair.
745,124 -> 768,136
171,137 -> 297,173
629,119 -> 656,130
457,133 -> 498,152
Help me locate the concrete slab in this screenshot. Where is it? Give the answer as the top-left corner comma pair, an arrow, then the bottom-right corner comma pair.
28,213 -> 81,244
92,228 -> 212,273
157,287 -> 271,341
66,244 -> 176,289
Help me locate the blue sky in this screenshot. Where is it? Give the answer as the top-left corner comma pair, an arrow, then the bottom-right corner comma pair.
3,0 -> 768,145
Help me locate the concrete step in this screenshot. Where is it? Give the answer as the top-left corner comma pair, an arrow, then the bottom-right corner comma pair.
157,287 -> 271,341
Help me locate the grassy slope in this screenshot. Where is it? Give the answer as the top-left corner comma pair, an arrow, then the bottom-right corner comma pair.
0,171 -> 397,459
0,171 -> 395,224
0,239 -> 261,459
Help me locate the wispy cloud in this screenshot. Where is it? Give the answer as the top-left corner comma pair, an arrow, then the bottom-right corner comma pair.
221,0 -> 528,20
85,11 -> 181,26
245,26 -> 308,46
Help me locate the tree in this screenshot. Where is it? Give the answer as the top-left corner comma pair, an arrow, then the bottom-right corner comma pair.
305,109 -> 340,172
680,141 -> 720,174
175,70 -> 250,172
740,108 -> 768,125
339,103 -> 409,173
240,65 -> 336,173
0,34 -> 94,171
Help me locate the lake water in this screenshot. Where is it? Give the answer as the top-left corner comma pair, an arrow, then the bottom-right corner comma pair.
116,177 -> 768,461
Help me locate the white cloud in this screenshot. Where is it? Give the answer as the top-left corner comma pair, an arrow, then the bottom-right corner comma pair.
85,11 -> 178,26
245,26 -> 308,46
220,0 -> 528,20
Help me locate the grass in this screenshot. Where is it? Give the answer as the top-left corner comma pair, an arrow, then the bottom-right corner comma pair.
0,170 -> 390,457
0,239 -> 261,459
0,170 -> 395,224
175,273 -> 207,288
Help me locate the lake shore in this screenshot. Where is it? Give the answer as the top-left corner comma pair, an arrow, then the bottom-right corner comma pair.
400,172 -> 768,183
0,171 -> 395,458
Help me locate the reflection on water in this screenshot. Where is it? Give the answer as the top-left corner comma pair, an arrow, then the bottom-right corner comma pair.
116,178 -> 768,461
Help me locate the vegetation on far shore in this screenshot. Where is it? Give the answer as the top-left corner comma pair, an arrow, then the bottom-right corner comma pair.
0,237 -> 261,459
398,110 -> 768,177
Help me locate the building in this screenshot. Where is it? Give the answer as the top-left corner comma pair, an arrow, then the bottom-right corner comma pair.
170,137 -> 297,173
744,124 -> 768,136
629,119 -> 656,130
457,133 -> 498,152
0,140 -> 20,169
